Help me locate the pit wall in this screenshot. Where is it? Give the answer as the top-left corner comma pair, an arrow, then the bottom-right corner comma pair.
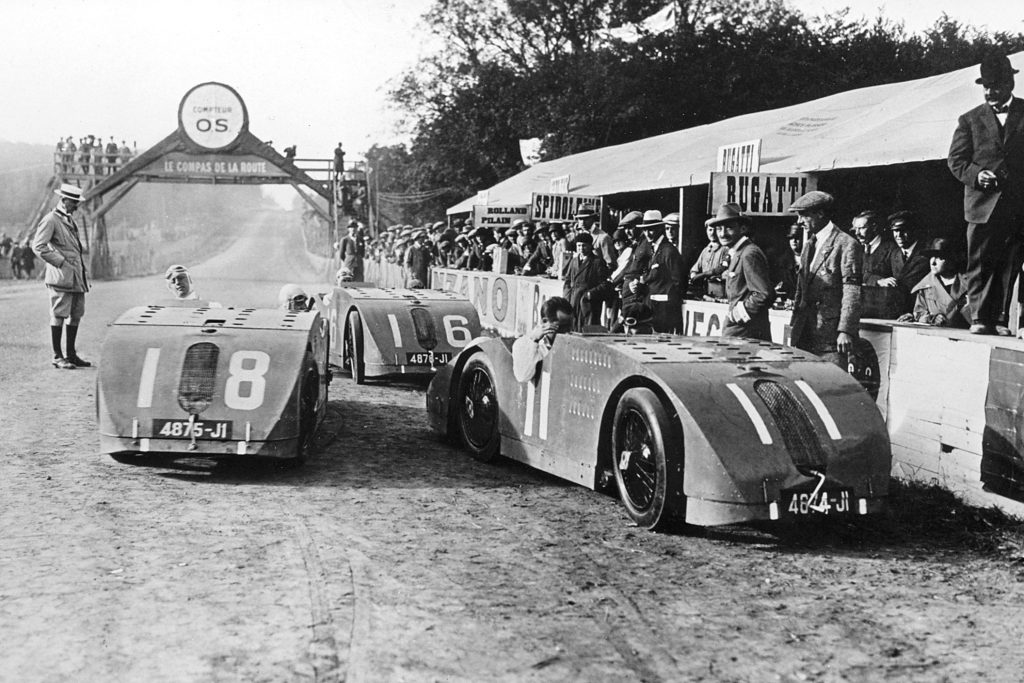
430,266 -> 1024,520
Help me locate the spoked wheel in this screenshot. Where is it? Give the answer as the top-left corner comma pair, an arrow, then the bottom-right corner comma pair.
346,310 -> 365,384
456,354 -> 500,462
612,388 -> 673,529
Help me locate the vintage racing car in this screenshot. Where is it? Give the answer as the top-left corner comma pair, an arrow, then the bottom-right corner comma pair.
427,333 -> 891,529
327,285 -> 482,383
97,304 -> 330,462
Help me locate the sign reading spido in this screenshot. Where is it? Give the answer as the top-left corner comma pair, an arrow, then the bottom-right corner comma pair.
178,82 -> 249,151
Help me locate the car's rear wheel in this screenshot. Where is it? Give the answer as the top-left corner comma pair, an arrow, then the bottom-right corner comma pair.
456,354 -> 500,462
612,388 -> 672,529
346,310 -> 365,384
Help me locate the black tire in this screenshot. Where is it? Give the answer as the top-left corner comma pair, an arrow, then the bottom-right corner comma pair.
612,388 -> 673,529
294,363 -> 320,465
455,354 -> 500,462
346,310 -> 365,384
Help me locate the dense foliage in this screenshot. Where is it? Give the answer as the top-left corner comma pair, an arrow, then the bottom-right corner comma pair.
375,0 -> 1024,224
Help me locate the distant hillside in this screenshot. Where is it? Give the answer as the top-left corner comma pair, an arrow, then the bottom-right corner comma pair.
0,140 -> 54,233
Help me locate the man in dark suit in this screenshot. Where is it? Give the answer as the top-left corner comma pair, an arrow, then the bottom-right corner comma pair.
709,203 -> 774,340
789,191 -> 863,360
852,210 -> 901,286
630,210 -> 684,333
948,53 -> 1024,335
885,211 -> 931,313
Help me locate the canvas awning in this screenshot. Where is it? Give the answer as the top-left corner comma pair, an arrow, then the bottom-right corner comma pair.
448,51 -> 1023,214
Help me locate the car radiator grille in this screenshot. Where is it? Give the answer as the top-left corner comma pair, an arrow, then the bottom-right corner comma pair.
410,307 -> 438,350
753,379 -> 826,474
178,342 -> 219,414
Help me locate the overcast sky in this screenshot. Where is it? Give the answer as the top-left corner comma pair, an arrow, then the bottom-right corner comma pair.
1,0 -> 1022,161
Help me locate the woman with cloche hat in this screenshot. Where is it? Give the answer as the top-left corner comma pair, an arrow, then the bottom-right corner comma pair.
897,238 -> 971,328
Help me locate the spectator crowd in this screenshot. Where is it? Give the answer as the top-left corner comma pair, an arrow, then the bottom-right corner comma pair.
55,136 -> 136,176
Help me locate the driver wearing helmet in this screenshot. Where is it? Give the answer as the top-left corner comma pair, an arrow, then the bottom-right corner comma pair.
165,264 -> 198,299
279,283 -> 311,312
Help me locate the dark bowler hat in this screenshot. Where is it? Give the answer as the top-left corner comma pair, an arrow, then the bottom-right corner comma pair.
705,203 -> 749,227
977,53 -> 1019,85
574,203 -> 598,219
921,237 -> 957,258
789,191 -> 834,213
612,228 -> 628,242
574,231 -> 594,245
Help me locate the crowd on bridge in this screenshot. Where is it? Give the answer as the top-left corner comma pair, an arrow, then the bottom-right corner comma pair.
55,136 -> 136,177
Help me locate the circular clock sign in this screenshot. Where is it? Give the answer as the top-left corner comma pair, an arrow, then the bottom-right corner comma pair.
177,82 -> 248,150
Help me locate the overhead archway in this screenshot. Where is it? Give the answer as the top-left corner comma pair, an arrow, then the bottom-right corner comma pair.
35,82 -> 360,278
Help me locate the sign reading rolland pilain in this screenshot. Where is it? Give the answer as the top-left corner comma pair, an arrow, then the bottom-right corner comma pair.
473,204 -> 529,230
530,192 -> 601,222
710,172 -> 817,216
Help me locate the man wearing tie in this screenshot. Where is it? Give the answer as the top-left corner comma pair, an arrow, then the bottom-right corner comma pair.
32,183 -> 91,369
788,191 -> 863,362
948,53 -> 1024,335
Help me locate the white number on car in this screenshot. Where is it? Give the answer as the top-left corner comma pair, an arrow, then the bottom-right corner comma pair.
442,315 -> 473,347
224,350 -> 271,410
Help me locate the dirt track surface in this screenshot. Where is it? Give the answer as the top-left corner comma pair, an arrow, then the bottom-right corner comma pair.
3,209 -> 1024,682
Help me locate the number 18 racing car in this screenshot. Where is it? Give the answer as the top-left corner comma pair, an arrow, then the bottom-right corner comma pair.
427,333 -> 891,529
97,304 -> 330,462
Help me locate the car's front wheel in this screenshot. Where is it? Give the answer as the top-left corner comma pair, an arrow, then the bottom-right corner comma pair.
456,354 -> 500,462
612,388 -> 673,529
346,310 -> 365,384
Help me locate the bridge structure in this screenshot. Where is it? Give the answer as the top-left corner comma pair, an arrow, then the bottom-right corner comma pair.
28,82 -> 367,278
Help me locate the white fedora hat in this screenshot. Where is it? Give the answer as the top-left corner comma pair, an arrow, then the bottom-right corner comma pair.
54,183 -> 84,202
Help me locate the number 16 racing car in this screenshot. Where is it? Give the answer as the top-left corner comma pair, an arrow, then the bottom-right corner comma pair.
427,333 -> 891,529
97,304 -> 330,463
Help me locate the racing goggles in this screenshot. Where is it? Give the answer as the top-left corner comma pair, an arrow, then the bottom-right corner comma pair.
287,294 -> 309,312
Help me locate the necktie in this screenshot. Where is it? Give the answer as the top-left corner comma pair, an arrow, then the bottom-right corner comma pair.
804,233 -> 817,270
993,103 -> 1010,115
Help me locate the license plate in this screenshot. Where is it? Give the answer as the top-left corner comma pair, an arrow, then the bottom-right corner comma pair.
781,487 -> 853,516
406,351 -> 452,366
152,419 -> 233,440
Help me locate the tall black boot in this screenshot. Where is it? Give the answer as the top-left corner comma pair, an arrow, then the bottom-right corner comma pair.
65,325 -> 91,367
51,325 -> 63,358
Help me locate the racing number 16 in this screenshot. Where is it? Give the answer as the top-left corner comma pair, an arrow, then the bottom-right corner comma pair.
136,348 -> 270,410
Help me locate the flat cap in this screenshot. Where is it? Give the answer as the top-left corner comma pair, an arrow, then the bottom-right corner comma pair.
618,210 -> 643,227
789,191 -> 834,212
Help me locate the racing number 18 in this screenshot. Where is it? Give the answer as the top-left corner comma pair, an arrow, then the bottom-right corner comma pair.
136,348 -> 271,410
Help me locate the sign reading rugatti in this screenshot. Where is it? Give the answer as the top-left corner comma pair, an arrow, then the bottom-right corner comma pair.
140,153 -> 290,179
530,192 -> 601,222
709,172 -> 817,216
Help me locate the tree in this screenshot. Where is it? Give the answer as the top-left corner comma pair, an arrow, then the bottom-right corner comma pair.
384,1 -> 1024,216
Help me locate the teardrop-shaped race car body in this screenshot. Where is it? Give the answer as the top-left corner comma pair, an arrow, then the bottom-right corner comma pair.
97,304 -> 329,460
